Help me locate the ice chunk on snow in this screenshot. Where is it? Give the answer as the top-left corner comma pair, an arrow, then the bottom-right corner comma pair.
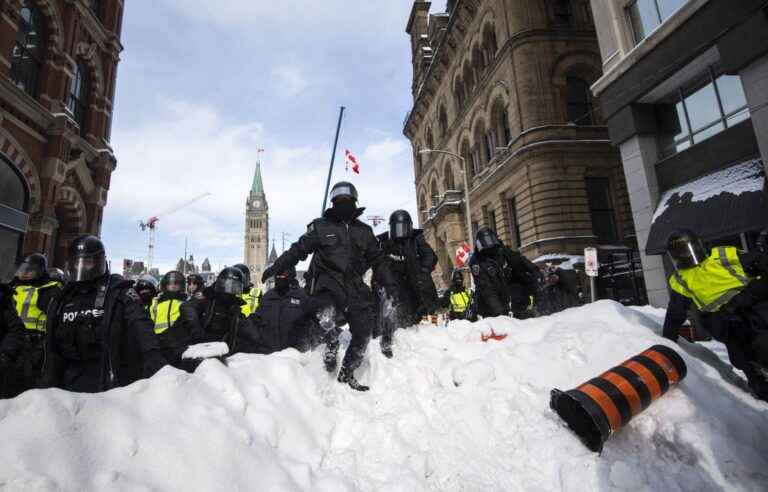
1,301 -> 767,491
182,342 -> 229,360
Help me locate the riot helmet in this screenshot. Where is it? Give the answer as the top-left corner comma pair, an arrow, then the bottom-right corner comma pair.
47,267 -> 69,284
329,181 -> 358,203
215,267 -> 244,296
135,275 -> 159,305
475,227 -> 501,252
757,228 -> 768,254
274,266 -> 297,293
451,269 -> 464,288
233,263 -> 251,287
389,210 -> 413,240
160,270 -> 186,293
666,229 -> 708,270
15,253 -> 48,281
67,235 -> 108,282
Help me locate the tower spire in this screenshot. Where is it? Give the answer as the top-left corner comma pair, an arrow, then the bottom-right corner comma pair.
251,159 -> 264,197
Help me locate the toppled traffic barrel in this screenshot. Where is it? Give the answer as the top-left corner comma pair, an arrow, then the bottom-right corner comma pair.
550,345 -> 687,453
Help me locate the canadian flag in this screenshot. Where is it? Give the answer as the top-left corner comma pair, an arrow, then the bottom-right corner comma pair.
455,243 -> 472,268
345,149 -> 361,174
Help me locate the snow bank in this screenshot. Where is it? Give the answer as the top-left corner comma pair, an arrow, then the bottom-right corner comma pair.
2,301 -> 767,491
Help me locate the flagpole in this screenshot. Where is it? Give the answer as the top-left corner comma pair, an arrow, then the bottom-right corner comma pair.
322,106 -> 346,214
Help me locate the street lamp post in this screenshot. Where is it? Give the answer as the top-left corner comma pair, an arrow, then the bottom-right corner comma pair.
419,148 -> 475,277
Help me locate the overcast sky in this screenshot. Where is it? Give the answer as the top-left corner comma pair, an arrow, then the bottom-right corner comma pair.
102,1 -> 448,274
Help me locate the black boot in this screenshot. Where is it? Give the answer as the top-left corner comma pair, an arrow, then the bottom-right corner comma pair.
324,339 -> 339,373
338,367 -> 369,391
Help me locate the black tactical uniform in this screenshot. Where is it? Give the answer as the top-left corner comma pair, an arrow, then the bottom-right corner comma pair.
374,210 -> 437,357
1,254 -> 62,398
180,267 -> 254,355
470,227 -> 540,318
537,265 -> 580,316
150,272 -> 194,369
0,284 -> 26,398
41,236 -> 166,393
250,267 -> 321,354
263,181 -> 394,391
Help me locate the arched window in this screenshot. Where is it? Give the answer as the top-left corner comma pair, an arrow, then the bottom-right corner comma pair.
454,77 -> 465,110
463,63 -> 474,99
566,76 -> 594,125
438,106 -> 449,139
10,1 -> 47,98
419,193 -> 428,223
483,26 -> 498,62
444,164 -> 455,191
460,140 -> 473,178
472,122 -> 487,172
68,62 -> 90,133
472,45 -> 485,82
430,178 -> 440,207
553,0 -> 574,27
425,127 -> 435,151
414,145 -> 423,177
491,100 -> 512,147
0,157 -> 29,281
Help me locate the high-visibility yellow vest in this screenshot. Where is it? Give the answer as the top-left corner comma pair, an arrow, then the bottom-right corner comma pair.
450,290 -> 471,313
150,298 -> 181,335
13,282 -> 58,332
240,287 -> 262,317
668,246 -> 752,313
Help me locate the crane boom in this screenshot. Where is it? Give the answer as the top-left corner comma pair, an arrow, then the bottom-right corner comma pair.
139,192 -> 211,273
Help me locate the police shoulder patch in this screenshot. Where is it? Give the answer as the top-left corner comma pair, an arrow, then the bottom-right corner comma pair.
123,287 -> 142,303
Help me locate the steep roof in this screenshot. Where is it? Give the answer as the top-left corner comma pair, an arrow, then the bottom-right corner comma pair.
251,160 -> 264,196
268,242 -> 278,264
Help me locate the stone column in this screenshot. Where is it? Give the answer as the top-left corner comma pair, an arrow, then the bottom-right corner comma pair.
619,135 -> 669,307
739,54 -> 768,174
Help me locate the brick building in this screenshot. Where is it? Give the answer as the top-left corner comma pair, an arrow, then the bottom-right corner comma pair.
403,0 -> 637,289
0,0 -> 124,281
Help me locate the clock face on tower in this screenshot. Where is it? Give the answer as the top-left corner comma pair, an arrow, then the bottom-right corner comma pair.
253,200 -> 261,208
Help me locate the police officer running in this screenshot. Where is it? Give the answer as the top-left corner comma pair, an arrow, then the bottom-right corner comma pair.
375,209 -> 438,357
440,270 -> 473,321
470,227 -> 541,319
42,236 -> 166,393
0,254 -> 62,397
262,181 -> 395,391
662,229 -> 768,401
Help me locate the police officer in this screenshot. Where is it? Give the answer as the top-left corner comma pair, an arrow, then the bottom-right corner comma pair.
537,263 -> 580,316
250,266 -> 321,354
440,270 -> 473,321
134,274 -> 159,312
0,254 -> 62,397
662,229 -> 768,400
470,227 -> 541,319
187,274 -> 205,300
150,271 -> 193,368
233,264 -> 262,317
41,236 -> 166,392
47,268 -> 69,285
0,283 -> 26,398
262,181 -> 395,391
375,209 -> 437,357
181,267 -> 253,354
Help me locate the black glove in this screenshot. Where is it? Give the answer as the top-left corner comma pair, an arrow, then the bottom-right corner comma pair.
261,266 -> 275,284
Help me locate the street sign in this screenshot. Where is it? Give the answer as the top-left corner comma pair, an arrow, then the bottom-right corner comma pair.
455,243 -> 472,267
584,247 -> 599,277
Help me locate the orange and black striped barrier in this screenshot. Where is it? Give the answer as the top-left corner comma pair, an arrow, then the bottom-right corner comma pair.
550,345 -> 687,453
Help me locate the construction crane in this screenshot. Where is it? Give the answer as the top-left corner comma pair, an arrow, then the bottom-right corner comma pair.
139,192 -> 211,273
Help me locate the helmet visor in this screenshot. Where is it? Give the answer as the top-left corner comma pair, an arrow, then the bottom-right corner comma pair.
668,238 -> 706,269
216,277 -> 243,295
330,184 -> 357,202
391,221 -> 413,239
475,233 -> 499,252
15,262 -> 43,280
68,255 -> 107,282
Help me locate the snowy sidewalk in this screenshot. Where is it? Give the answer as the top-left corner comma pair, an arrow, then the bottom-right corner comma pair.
1,301 -> 767,491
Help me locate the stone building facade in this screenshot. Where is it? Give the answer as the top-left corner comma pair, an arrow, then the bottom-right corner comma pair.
404,0 -> 636,289
244,160 -> 269,285
0,0 -> 124,280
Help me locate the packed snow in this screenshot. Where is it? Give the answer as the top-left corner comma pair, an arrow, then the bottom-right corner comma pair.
652,158 -> 765,222
1,301 -> 767,491
533,254 -> 585,270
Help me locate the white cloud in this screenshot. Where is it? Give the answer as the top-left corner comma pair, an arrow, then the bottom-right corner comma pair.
270,64 -> 308,97
105,99 -> 417,273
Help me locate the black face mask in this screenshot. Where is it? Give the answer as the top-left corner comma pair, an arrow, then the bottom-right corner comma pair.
333,200 -> 357,221
275,278 -> 291,293
138,290 -> 155,305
